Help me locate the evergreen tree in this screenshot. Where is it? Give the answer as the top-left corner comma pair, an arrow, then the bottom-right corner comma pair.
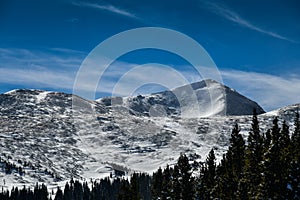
286,157 -> 300,199
262,117 -> 285,199
54,187 -> 63,200
63,182 -> 72,200
83,182 -> 90,200
279,121 -> 292,182
152,167 -> 163,199
178,154 -> 194,200
199,149 -> 216,199
264,129 -> 272,150
171,165 -> 181,200
292,111 -> 300,160
280,121 -> 290,147
227,123 -> 245,198
271,117 -> 281,142
118,179 -> 131,200
243,109 -> 264,198
73,180 -> 83,200
212,124 -> 245,199
137,173 -> 152,200
229,123 -> 245,179
129,173 -> 141,200
161,165 -> 171,199
206,149 -> 216,188
0,189 -> 9,200
212,154 -> 228,199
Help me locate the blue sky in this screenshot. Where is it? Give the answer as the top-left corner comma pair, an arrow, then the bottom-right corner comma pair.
1,0 -> 300,111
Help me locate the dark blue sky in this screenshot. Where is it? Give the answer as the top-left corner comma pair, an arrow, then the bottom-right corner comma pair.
1,0 -> 300,110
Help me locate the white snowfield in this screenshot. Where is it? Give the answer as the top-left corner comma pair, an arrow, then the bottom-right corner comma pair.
0,80 -> 298,191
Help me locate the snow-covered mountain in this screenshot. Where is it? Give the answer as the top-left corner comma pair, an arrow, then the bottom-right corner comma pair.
98,79 -> 265,117
0,80 -> 297,191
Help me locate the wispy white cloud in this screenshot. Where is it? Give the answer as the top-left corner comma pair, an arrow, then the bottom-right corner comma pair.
72,1 -> 137,19
0,48 -> 82,91
205,2 -> 296,43
0,48 -> 84,69
221,69 -> 300,111
48,47 -> 85,54
0,67 -> 75,90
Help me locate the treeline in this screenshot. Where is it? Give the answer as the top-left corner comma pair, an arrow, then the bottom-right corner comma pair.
0,156 -> 58,180
1,110 -> 300,199
0,158 -> 24,175
0,174 -> 152,200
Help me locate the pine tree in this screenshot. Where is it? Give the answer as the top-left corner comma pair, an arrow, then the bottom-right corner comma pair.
226,123 -> 245,198
63,182 -> 72,200
152,167 -> 163,199
118,179 -> 131,200
199,149 -> 216,199
54,187 -> 63,200
83,182 -> 90,200
264,129 -> 272,150
161,165 -> 171,199
243,110 -> 264,198
229,123 -> 245,179
129,173 -> 141,200
212,124 -> 245,199
137,173 -> 152,200
0,189 -> 9,200
292,111 -> 300,160
171,165 -> 181,200
280,121 -> 290,147
73,180 -> 83,200
286,157 -> 300,199
206,149 -> 216,188
178,154 -> 194,200
280,121 -> 292,182
271,117 -> 281,142
262,117 -> 285,199
211,154 -> 228,199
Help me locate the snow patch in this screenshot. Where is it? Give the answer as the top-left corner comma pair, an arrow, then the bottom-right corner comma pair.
36,91 -> 51,103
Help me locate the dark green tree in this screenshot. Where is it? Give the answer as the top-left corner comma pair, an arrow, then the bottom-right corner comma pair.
178,154 -> 194,200
199,149 -> 216,199
152,167 -> 163,199
63,182 -> 72,200
262,117 -> 285,199
171,165 -> 181,200
292,111 -> 300,160
83,182 -> 90,200
286,157 -> 300,199
129,173 -> 141,200
244,109 -> 264,196
227,123 -> 246,198
54,187 -> 63,200
161,165 -> 171,199
229,123 -> 245,179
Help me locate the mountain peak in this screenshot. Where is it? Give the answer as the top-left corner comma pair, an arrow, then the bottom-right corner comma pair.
99,79 -> 265,117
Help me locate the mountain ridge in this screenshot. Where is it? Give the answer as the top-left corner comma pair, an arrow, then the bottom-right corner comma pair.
3,79 -> 265,117
98,79 -> 265,117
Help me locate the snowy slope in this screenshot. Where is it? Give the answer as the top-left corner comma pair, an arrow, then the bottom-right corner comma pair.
0,81 -> 296,191
98,79 -> 265,117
